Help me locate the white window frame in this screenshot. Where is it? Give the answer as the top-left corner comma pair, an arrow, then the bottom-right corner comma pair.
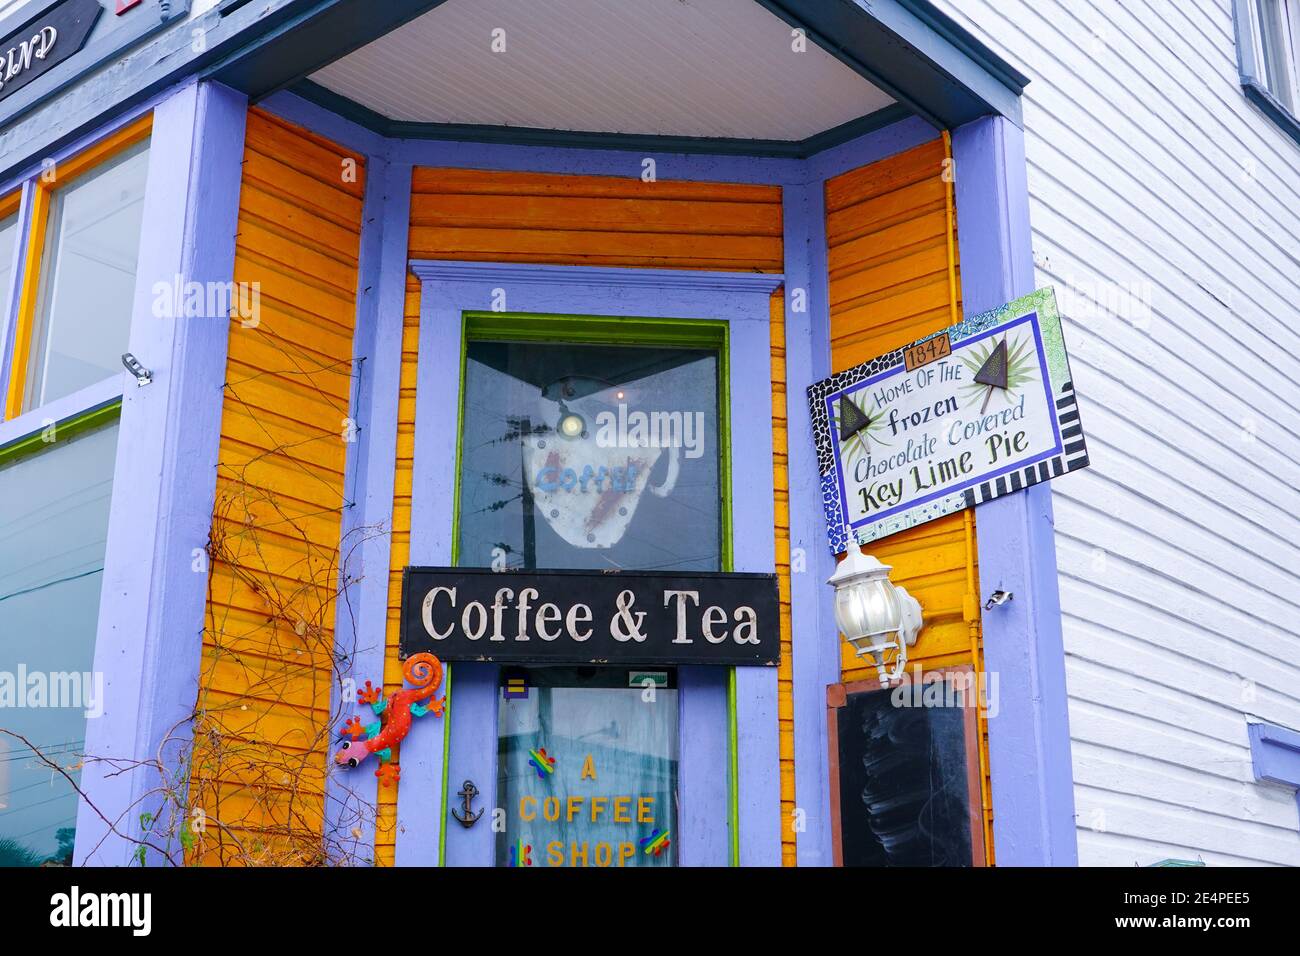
1239,0 -> 1300,116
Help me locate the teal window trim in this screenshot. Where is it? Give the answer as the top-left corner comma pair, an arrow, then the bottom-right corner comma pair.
446,309 -> 738,865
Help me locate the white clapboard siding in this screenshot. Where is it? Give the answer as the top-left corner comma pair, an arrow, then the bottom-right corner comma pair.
1061,583 -> 1300,716
933,0 -> 1300,865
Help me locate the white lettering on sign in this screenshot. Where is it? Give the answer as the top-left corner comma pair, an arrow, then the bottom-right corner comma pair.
421,585 -> 762,648
403,567 -> 779,665
664,589 -> 698,644
420,586 -> 456,639
0,26 -> 56,92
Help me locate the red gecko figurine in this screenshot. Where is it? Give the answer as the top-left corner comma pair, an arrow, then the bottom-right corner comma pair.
334,652 -> 445,787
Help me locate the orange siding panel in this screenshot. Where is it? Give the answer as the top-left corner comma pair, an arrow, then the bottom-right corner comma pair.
193,109 -> 364,866
408,168 -> 782,273
770,292 -> 797,866
373,276 -> 420,867
825,138 -> 994,863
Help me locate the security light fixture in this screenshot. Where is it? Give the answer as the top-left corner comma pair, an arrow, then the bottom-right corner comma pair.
827,530 -> 923,686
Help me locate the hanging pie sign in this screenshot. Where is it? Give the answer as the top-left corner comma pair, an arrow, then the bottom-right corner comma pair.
807,287 -> 1089,552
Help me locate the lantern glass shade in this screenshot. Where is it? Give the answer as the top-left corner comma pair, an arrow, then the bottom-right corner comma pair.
833,573 -> 902,643
827,535 -> 923,684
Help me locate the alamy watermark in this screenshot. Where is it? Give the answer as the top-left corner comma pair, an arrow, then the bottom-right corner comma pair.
0,666 -> 103,718
888,663 -> 999,719
593,403 -> 706,460
1055,273 -> 1153,331
49,887 -> 151,936
152,274 -> 261,327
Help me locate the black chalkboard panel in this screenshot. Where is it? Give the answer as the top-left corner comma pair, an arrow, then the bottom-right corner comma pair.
829,673 -> 983,867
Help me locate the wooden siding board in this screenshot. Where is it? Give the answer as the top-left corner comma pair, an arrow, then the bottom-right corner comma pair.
243,111 -> 366,199
411,167 -> 781,204
194,108 -> 364,866
770,291 -> 796,864
410,193 -> 784,235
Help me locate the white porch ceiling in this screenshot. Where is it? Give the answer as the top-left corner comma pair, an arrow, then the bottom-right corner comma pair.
309,0 -> 896,141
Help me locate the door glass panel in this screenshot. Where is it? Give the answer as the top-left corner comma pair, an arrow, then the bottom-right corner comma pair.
495,666 -> 678,868
0,420 -> 118,865
24,141 -> 150,411
458,341 -> 721,573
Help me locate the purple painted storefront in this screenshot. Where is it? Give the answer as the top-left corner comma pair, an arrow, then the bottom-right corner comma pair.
0,0 -> 1076,868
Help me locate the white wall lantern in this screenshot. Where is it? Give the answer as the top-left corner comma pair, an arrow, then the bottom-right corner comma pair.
827,532 -> 923,685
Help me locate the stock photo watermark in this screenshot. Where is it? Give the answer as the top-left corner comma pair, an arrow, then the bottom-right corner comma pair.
151,275 -> 262,327
593,404 -> 707,460
0,666 -> 103,718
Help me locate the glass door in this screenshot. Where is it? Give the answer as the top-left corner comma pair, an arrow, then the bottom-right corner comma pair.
453,325 -> 725,867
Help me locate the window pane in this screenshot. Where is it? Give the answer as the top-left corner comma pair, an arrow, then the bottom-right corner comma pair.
495,667 -> 679,868
0,211 -> 20,326
23,141 -> 150,411
458,341 -> 722,572
0,420 -> 118,865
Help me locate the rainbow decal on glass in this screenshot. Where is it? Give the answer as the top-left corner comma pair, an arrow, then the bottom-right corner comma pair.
528,747 -> 556,779
509,839 -> 532,867
639,828 -> 671,857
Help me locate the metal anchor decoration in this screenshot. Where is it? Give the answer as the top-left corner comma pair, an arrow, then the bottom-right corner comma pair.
452,779 -> 483,828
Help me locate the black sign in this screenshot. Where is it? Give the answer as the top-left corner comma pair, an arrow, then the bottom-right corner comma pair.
0,0 -> 102,104
830,679 -> 983,866
401,567 -> 780,666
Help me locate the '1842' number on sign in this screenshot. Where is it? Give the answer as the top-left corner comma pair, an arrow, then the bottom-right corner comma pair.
903,333 -> 952,371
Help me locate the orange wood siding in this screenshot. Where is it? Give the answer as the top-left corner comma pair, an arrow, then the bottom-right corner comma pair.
373,275 -> 419,867
407,168 -> 783,271
825,139 -> 994,861
375,168 -> 786,864
192,109 -> 364,866
770,291 -> 797,866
